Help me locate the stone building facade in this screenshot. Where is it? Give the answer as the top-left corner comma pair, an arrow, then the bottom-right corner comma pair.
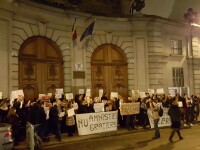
0,0 -> 200,99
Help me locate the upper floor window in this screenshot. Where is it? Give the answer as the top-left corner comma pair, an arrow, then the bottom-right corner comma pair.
170,40 -> 182,55
172,67 -> 184,87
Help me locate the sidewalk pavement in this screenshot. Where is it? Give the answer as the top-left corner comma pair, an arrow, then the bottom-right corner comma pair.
14,121 -> 200,150
13,126 -> 152,150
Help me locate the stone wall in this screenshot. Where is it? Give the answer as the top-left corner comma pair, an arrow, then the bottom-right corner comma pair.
0,0 -> 200,97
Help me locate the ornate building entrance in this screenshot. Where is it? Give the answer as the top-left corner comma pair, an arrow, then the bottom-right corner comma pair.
91,44 -> 128,99
19,37 -> 63,100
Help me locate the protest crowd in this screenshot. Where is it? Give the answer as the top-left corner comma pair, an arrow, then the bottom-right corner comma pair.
0,89 -> 199,145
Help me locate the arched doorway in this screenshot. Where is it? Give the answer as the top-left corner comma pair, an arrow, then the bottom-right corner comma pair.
91,44 -> 128,99
19,36 -> 63,100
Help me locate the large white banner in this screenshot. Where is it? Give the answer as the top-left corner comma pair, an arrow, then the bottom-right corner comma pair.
76,111 -> 118,135
147,108 -> 171,128
120,102 -> 140,115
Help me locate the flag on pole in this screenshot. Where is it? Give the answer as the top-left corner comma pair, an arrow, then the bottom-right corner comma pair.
72,17 -> 77,47
80,20 -> 95,42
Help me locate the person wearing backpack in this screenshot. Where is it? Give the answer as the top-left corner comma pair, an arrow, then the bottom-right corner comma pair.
150,97 -> 161,139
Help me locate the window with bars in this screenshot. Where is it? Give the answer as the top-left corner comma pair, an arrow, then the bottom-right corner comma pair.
172,68 -> 184,87
170,40 -> 182,55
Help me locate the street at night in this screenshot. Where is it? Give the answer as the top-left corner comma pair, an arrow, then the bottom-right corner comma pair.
42,125 -> 200,150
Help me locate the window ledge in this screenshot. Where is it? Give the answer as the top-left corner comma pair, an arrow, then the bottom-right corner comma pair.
169,54 -> 184,57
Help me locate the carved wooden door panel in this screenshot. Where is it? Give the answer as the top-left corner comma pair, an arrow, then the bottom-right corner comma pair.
91,44 -> 127,99
19,37 -> 63,101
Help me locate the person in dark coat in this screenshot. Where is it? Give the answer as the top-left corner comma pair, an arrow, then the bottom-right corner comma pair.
49,102 -> 62,141
37,102 -> 48,140
13,96 -> 27,141
7,107 -> 20,145
0,99 -> 10,123
168,98 -> 183,142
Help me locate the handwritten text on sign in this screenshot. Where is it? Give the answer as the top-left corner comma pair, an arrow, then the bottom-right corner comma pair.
147,108 -> 171,128
120,102 -> 140,115
76,111 -> 118,135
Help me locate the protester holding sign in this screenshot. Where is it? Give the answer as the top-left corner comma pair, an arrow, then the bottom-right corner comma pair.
101,93 -> 108,101
121,97 -> 139,131
65,101 -> 75,137
81,96 -> 94,113
168,98 -> 183,142
138,97 -> 150,129
7,107 -> 20,145
0,99 -> 10,123
184,94 -> 194,127
192,95 -> 200,121
13,95 -> 27,141
49,101 -> 62,142
175,93 -> 186,124
150,97 -> 161,139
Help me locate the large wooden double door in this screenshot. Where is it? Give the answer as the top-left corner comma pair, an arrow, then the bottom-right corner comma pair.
91,44 -> 128,99
19,37 -> 63,100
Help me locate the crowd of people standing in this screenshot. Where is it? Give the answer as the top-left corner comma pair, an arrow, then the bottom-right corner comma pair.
0,92 -> 199,145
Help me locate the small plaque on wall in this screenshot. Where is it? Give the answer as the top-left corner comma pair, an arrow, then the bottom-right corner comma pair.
73,71 -> 85,79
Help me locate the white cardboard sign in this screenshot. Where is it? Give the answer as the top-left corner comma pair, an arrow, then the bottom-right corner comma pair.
65,93 -> 73,100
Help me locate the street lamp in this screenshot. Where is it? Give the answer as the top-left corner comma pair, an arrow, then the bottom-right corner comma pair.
184,8 -> 197,95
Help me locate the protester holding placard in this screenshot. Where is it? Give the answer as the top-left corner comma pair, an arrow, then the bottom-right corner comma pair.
0,99 -> 10,123
7,107 -> 20,145
168,98 -> 183,142
138,97 -> 150,129
37,101 -> 48,141
65,101 -> 75,137
184,94 -> 194,127
175,93 -> 186,124
49,101 -> 62,142
101,93 -> 108,101
122,97 -> 137,131
13,96 -> 27,141
81,96 -> 94,113
112,95 -> 124,127
192,95 -> 200,121
162,95 -> 173,108
76,94 -> 85,114
150,97 -> 161,139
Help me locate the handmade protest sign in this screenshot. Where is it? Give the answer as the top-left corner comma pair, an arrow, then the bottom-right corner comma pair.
132,90 -> 140,100
79,89 -> 84,94
56,88 -> 63,94
99,89 -> 103,98
110,92 -> 118,98
39,94 -> 46,99
76,111 -> 118,135
47,93 -> 52,97
139,92 -> 146,98
59,112 -> 65,118
93,103 -> 104,112
120,102 -> 140,115
67,108 -> 75,117
65,93 -> 73,100
148,89 -> 154,97
16,89 -> 24,96
86,89 -> 91,97
55,93 -> 62,99
156,88 -> 164,94
178,101 -> 183,107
